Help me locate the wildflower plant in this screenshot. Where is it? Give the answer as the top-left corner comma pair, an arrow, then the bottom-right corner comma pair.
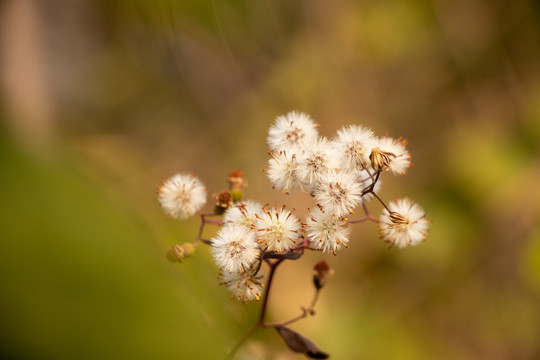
157,111 -> 430,358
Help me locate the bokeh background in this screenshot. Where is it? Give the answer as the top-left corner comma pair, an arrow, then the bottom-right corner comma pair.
2,0 -> 540,359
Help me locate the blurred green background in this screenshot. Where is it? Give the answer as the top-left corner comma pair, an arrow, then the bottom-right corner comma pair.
1,0 -> 540,359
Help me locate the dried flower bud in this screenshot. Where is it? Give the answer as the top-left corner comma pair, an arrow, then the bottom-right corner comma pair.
167,244 -> 185,263
369,147 -> 396,172
313,260 -> 334,290
214,190 -> 233,215
228,169 -> 247,201
166,242 -> 196,263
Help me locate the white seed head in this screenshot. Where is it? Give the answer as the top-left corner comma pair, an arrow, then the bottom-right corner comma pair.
313,171 -> 363,217
255,205 -> 302,253
220,269 -> 264,303
378,136 -> 411,175
267,111 -> 319,153
379,198 -> 429,248
223,200 -> 263,230
296,136 -> 340,189
305,207 -> 350,255
333,125 -> 379,172
211,224 -> 260,273
158,174 -> 207,219
266,151 -> 304,194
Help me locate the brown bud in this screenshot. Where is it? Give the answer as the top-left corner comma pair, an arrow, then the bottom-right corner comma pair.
228,169 -> 247,201
214,190 -> 233,214
166,242 -> 196,263
313,260 -> 334,290
166,245 -> 185,263
389,211 -> 410,226
369,147 -> 396,172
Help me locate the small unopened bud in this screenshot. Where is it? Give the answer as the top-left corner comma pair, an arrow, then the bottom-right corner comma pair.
370,147 -> 396,172
214,190 -> 233,215
167,245 -> 185,263
228,169 -> 247,202
313,260 -> 334,290
166,242 -> 196,263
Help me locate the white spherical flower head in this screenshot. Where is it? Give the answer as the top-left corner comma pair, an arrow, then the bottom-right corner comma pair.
255,205 -> 302,252
267,111 -> 319,153
377,136 -> 412,175
220,270 -> 264,303
333,125 -> 379,172
223,200 -> 263,230
158,173 -> 207,219
266,151 -> 304,194
211,224 -> 261,273
314,171 -> 363,217
305,207 -> 350,255
357,169 -> 382,202
296,136 -> 340,189
379,198 -> 429,248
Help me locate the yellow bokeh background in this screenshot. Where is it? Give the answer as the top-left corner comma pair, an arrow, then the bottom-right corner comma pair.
1,0 -> 540,359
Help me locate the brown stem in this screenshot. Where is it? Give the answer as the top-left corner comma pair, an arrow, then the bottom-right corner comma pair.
204,219 -> 223,225
259,259 -> 283,323
361,170 -> 381,196
362,202 -> 371,217
262,289 -> 320,328
347,215 -> 378,224
227,258 -> 284,359
194,212 -> 222,247
371,191 -> 391,213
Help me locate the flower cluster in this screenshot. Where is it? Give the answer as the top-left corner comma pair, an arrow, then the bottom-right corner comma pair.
158,112 -> 430,303
266,111 -> 428,253
157,111 -> 431,357
208,200 -> 303,302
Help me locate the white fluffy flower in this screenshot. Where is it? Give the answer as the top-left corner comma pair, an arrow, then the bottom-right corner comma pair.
211,224 -> 261,273
158,173 -> 207,219
223,200 -> 263,230
333,125 -> 379,172
314,171 -> 363,217
267,111 -> 319,153
255,205 -> 301,252
377,136 -> 411,175
296,137 -> 340,189
266,151 -> 303,194
220,269 -> 264,303
305,207 -> 350,255
379,198 -> 429,248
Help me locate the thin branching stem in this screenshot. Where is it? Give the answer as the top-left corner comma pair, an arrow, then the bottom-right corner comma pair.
371,191 -> 391,213
259,259 -> 283,323
227,258 -> 284,359
347,215 -> 377,224
194,211 -> 222,247
262,289 -> 320,328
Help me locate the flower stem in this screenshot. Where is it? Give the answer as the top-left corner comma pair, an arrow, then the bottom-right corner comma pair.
259,259 -> 283,323
347,215 -> 377,224
227,258 -> 284,359
194,212 -> 222,247
262,289 -> 320,328
371,191 -> 391,213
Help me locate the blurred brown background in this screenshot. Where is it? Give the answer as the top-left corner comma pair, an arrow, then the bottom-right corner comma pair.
1,0 -> 540,359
